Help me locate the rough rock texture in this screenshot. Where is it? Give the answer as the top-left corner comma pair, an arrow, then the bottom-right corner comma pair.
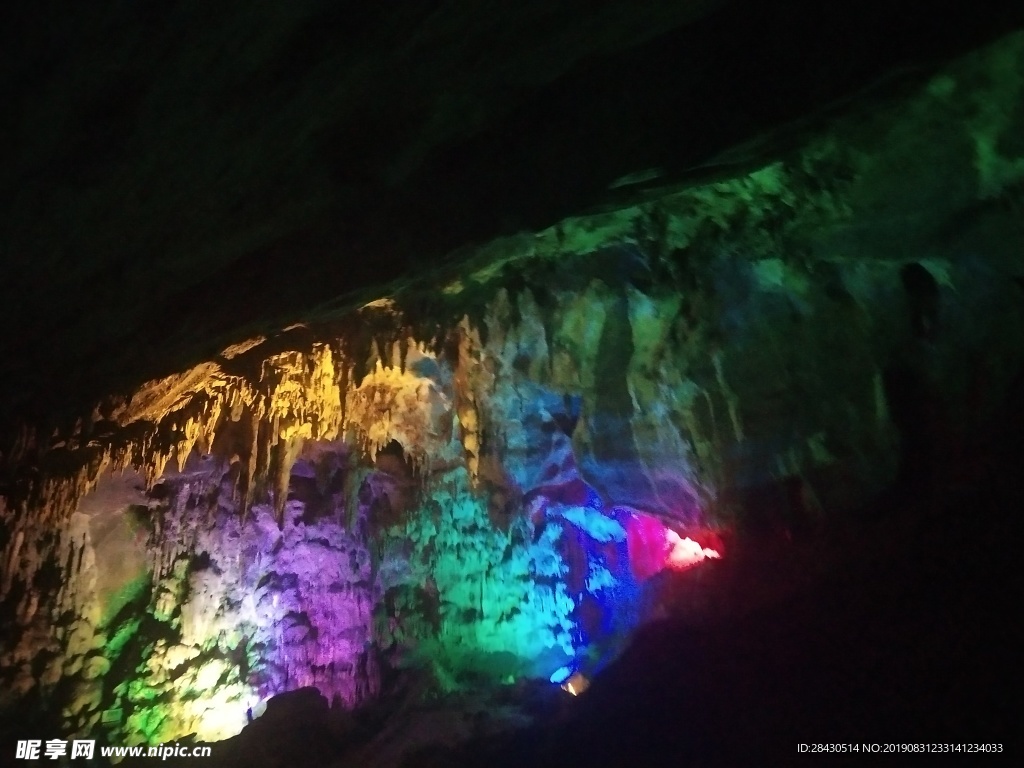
2,31 -> 1024,753
3,1 -> 1023,433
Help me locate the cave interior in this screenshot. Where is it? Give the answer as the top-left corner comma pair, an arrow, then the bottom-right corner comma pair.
2,1 -> 1023,765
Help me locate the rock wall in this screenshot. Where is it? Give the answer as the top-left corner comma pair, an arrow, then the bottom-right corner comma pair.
3,31 -> 1024,747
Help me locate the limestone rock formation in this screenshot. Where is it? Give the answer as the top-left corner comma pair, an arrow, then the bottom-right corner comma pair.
2,29 -> 1024,757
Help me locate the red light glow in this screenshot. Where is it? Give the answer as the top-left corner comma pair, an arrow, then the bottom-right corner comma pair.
624,510 -> 722,580
665,529 -> 721,570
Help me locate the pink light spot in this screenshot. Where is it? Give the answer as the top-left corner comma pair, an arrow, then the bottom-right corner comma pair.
623,509 -> 723,580
624,511 -> 670,581
665,529 -> 721,571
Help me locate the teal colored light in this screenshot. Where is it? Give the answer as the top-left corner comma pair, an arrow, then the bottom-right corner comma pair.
391,468 -> 576,687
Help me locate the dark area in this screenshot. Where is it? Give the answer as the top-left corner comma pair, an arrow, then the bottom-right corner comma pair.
2,0 -> 1024,438
882,362 -> 940,504
900,262 -> 941,342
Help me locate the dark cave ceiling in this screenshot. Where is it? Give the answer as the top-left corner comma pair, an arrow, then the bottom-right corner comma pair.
2,0 -> 1023,432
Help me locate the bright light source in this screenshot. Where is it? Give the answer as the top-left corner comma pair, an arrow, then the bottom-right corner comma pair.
665,530 -> 721,570
560,672 -> 589,696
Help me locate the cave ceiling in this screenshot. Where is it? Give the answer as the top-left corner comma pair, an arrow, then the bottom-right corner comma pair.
2,0 -> 1023,434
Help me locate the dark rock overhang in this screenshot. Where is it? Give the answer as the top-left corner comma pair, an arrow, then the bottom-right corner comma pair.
2,0 -> 1023,436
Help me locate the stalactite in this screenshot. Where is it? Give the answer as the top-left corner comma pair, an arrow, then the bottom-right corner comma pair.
10,265 -> 718,737
272,432 -> 304,528
452,318 -> 491,484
